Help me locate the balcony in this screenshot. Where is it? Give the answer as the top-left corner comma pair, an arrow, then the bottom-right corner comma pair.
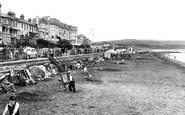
10,26 -> 20,31
10,33 -> 20,38
2,23 -> 10,28
30,30 -> 38,34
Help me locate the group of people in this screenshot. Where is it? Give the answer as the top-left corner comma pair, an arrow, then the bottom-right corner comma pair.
1,46 -> 25,62
59,55 -> 104,92
0,55 -> 104,114
0,71 -> 76,115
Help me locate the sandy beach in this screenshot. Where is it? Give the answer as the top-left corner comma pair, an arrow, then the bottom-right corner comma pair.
1,53 -> 185,115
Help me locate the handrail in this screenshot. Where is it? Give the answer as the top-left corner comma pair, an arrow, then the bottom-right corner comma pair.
0,53 -> 103,67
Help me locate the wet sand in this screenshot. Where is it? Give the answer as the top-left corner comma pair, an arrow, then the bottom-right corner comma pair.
1,53 -> 185,115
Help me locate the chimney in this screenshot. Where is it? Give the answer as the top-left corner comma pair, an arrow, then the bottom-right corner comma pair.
11,12 -> 15,17
7,11 -> 12,16
28,18 -> 32,23
47,16 -> 50,21
20,14 -> 24,20
36,16 -> 39,24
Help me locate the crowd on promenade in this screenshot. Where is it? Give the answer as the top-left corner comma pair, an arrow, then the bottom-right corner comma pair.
1,47 -> 24,62
0,45 -> 96,62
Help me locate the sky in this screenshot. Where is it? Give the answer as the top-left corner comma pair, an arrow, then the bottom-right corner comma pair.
1,0 -> 185,42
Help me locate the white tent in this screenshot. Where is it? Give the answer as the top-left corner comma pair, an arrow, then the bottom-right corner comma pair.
0,47 -> 3,52
115,49 -> 121,54
104,49 -> 116,59
119,49 -> 127,53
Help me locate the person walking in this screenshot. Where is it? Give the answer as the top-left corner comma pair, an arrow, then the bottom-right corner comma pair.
67,71 -> 76,93
2,96 -> 20,115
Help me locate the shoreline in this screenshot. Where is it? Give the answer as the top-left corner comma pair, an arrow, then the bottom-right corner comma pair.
154,52 -> 185,69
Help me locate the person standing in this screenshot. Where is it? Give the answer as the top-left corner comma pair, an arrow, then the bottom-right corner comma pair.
12,48 -> 16,60
2,96 -> 20,115
67,71 -> 76,93
19,46 -> 23,60
2,47 -> 7,62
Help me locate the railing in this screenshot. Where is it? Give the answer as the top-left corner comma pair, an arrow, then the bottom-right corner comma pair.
0,53 -> 103,67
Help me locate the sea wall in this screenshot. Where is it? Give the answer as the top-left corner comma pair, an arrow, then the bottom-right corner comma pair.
0,53 -> 103,73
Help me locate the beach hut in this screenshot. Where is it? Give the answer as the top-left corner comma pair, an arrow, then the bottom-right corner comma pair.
104,49 -> 116,59
127,47 -> 136,54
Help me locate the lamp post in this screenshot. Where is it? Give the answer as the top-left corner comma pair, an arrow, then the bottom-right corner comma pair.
0,2 -> 2,41
47,16 -> 51,57
0,3 -> 3,62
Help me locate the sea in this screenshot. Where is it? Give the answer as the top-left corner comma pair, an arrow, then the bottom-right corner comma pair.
167,49 -> 185,64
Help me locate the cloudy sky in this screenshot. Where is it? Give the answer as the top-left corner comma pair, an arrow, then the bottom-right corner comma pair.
1,0 -> 185,42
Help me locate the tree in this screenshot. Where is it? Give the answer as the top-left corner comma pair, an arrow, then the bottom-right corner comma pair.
80,38 -> 91,48
57,39 -> 72,50
37,39 -> 50,48
36,39 -> 57,48
16,40 -> 32,48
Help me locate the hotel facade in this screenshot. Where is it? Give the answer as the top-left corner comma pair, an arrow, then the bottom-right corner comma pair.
0,11 -> 38,46
0,3 -> 89,47
32,16 -> 78,44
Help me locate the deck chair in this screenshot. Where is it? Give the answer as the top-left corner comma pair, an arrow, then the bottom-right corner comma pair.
58,73 -> 69,92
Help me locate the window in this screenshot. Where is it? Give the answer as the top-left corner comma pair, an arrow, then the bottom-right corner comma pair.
24,24 -> 26,30
5,19 -> 7,24
13,21 -> 14,26
15,21 -> 17,27
12,21 -> 15,27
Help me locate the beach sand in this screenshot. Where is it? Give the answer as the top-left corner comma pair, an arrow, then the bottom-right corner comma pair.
1,53 -> 185,115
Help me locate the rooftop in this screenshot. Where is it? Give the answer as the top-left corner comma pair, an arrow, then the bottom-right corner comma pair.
1,12 -> 36,26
